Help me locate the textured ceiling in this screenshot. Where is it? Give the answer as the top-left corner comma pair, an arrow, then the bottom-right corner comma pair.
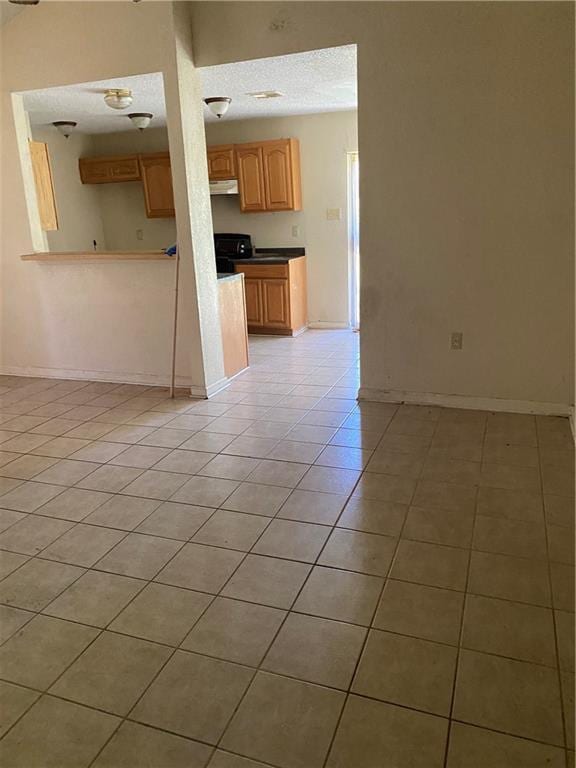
22,45 -> 357,134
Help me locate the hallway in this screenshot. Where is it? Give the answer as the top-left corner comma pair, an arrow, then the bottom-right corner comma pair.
0,329 -> 573,767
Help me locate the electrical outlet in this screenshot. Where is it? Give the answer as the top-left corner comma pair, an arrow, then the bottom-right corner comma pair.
450,332 -> 463,350
326,208 -> 342,221
292,225 -> 300,238
136,229 -> 144,241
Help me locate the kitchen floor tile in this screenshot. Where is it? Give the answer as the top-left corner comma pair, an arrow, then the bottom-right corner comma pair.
252,518 -> 330,562
403,505 -> 474,547
298,465 -> 360,495
319,528 -> 396,576
278,489 -> 347,525
473,515 -> 547,559
120,469 -> 190,500
76,465 -> 144,493
0,681 -> 39,739
0,515 -> 73,555
200,454 -> 260,481
171,475 -> 239,506
0,605 -> 33,643
0,557 -> 84,611
222,482 -> 291,517
83,494 -> 161,530
108,444 -> 171,469
155,541 -> 243,592
192,509 -> 269,551
294,565 -> 383,625
446,722 -> 565,767
35,487 -> 111,521
221,554 -> 311,608
95,532 -> 182,579
41,523 -> 126,566
135,500 -> 214,540
0,482 -> 63,512
390,539 -> 469,590
468,550 -> 551,606
152,448 -> 214,474
353,472 -> 416,504
247,460 -> 308,488
32,459 -> 100,486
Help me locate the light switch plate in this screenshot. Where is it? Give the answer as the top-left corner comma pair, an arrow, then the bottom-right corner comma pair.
326,208 -> 342,221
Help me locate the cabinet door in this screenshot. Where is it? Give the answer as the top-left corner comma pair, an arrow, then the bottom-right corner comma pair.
244,278 -> 264,325
29,141 -> 58,231
79,155 -> 140,184
207,145 -> 236,180
139,153 -> 175,218
262,140 -> 294,211
236,145 -> 266,212
262,279 -> 290,328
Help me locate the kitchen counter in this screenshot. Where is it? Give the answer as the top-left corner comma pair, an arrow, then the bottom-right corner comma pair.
217,272 -> 243,282
233,248 -> 305,265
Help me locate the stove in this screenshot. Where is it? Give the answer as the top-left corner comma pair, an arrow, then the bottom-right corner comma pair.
214,233 -> 253,273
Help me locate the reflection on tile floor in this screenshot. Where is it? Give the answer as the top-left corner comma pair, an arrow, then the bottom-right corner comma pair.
0,329 -> 573,767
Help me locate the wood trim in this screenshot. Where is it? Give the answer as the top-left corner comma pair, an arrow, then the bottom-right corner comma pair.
21,251 -> 173,262
29,140 -> 58,231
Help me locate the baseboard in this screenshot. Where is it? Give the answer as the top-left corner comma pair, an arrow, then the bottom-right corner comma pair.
204,375 -> 234,399
358,387 -> 572,417
307,321 -> 350,330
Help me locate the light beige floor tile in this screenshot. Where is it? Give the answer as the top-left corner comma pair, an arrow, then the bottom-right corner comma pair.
388,415 -> 436,438
0,681 -> 39,738
136,501 -> 214,540
66,422 -> 116,440
0,558 -> 84,611
468,551 -> 551,606
222,435 -> 279,459
336,497 -> 406,536
155,542 -> 243,593
268,440 -> 323,464
222,482 -> 291,517
70,441 -> 129,463
44,570 -> 144,627
550,562 -> 575,611
262,612 -> 366,689
353,472 -> 416,503
315,444 -> 371,470
138,427 -> 196,448
453,649 -> 564,745
76,465 -> 144,493
299,466 -> 360,495
420,457 -> 481,486
0,515 -> 73,555
83,494 -> 160,530
0,614 -> 98,689
293,565 -> 383,625
199,454 -> 261,481
0,434 -> 52,454
398,404 -> 442,421
480,462 -> 541,491
473,515 -> 547,559
32,459 -> 100,486
241,421 -> 293,439
50,630 -> 171,715
542,464 -> 575,497
95,532 -> 182,579
300,410 -> 346,428
100,425 -> 156,444
0,550 -> 28,579
0,454 -> 59,481
41,523 -> 126,566
108,444 -> 171,469
278,489 -> 347,524
477,486 -> 544,523
92,721 -> 212,768
365,450 -> 423,478
0,695 -> 120,768
182,596 -> 285,666
247,460 -> 308,488
462,594 -> 557,665
428,436 -> 483,462
319,528 -> 396,576
403,505 -> 474,547
208,752 -> 270,768
0,604 -> 34,643
352,628 -> 457,715
110,582 -> 212,645
412,480 -> 477,513
446,722 -> 565,767
119,469 -> 191,500
373,579 -> 464,645
192,509 -> 269,551
35,488 -> 111,521
0,481 -> 63,512
222,554 -> 311,609
152,448 -> 215,474
252,519 -> 329,562
326,695 -> 448,768
330,428 -> 382,450
556,610 -> 575,672
562,671 -> 575,748
171,475 -> 239,506
132,650 -> 253,743
221,671 -> 345,768
377,432 -> 432,457
390,539 -> 469,590
547,523 -> 575,564
0,452 -> 19,470
202,417 -> 253,435
285,424 -> 337,444
483,439 -> 539,468
544,494 -> 575,528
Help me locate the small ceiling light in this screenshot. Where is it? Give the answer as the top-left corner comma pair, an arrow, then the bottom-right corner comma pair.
204,97 -> 231,119
127,112 -> 153,131
247,91 -> 284,99
8,1 -> 39,4
52,121 -> 77,138
104,88 -> 133,110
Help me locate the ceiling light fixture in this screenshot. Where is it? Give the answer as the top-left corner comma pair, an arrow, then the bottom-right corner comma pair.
247,91 -> 284,99
204,97 -> 231,119
127,112 -> 153,131
8,0 -> 39,4
104,88 -> 133,110
52,121 -> 77,138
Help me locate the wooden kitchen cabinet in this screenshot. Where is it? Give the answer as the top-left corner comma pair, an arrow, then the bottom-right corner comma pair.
207,144 -> 236,180
236,138 -> 302,213
29,140 -> 58,231
235,257 -> 307,336
139,153 -> 175,218
79,155 -> 141,184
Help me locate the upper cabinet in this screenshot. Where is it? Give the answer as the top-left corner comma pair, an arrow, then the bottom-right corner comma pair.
139,153 -> 175,218
79,155 -> 141,184
29,140 -> 58,231
237,139 -> 302,213
207,144 -> 236,180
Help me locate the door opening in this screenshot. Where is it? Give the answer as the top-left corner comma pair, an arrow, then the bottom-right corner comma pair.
348,151 -> 360,330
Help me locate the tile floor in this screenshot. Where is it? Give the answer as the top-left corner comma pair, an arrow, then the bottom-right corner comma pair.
0,329 -> 573,768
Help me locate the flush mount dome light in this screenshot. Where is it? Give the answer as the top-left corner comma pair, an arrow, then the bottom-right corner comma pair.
127,112 -> 153,131
247,91 -> 284,99
104,88 -> 133,110
204,97 -> 231,119
52,121 -> 77,138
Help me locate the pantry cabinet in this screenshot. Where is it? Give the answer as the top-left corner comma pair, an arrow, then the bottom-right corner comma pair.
236,138 -> 302,213
207,144 -> 236,180
139,153 -> 175,218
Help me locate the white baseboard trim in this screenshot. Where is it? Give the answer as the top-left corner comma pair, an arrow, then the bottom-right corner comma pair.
358,387 -> 572,417
204,375 -> 235,399
307,321 -> 350,330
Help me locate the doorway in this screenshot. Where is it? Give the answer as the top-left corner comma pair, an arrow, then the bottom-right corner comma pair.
348,151 -> 360,330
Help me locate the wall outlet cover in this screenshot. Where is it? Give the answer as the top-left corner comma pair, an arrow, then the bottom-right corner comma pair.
450,332 -> 463,350
326,208 -> 342,221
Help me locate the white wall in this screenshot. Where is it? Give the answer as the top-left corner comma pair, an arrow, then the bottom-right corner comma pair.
191,1 -> 575,412
30,127 -> 107,252
206,111 -> 358,327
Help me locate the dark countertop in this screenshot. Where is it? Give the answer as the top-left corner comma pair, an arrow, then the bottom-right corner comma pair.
233,248 -> 306,265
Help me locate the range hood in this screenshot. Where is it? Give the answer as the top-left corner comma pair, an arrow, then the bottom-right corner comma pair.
209,179 -> 238,195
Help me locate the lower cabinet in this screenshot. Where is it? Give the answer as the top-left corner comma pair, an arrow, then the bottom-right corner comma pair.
234,257 -> 307,336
